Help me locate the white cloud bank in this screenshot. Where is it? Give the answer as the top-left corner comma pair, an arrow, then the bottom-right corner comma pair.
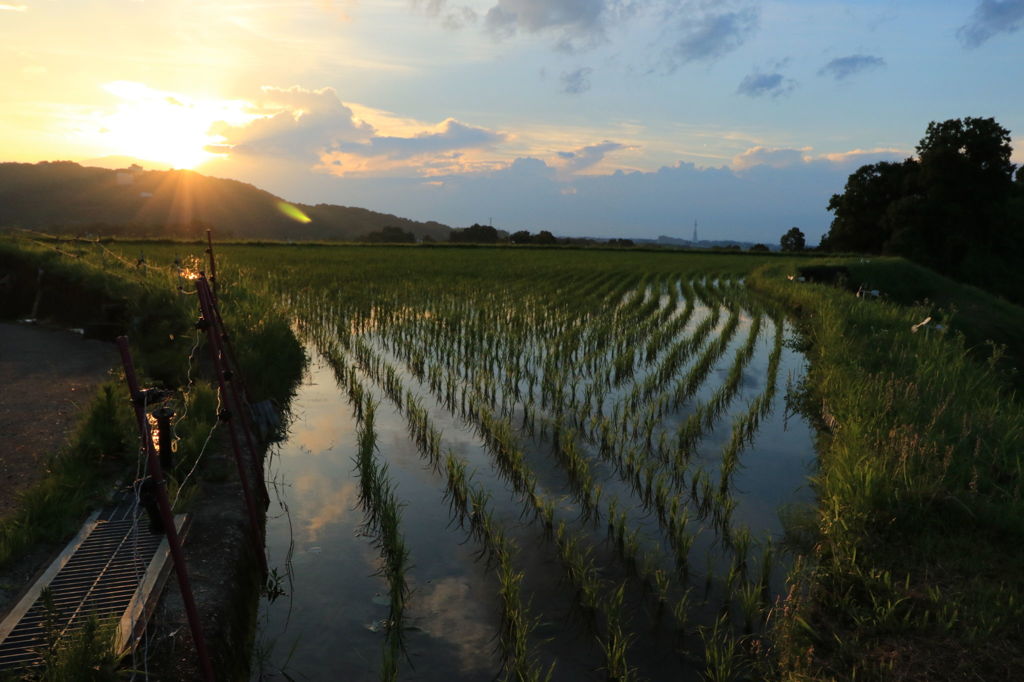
199,84 -> 916,245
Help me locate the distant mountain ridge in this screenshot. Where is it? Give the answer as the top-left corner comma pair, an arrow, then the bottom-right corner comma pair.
0,161 -> 452,241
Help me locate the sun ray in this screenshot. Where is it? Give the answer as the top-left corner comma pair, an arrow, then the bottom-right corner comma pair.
83,82 -> 255,169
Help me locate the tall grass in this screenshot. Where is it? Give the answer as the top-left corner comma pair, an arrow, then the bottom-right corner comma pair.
749,260 -> 1024,679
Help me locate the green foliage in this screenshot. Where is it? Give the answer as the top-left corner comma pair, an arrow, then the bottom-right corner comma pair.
780,227 -> 805,252
32,239 -> 1020,678
749,259 -> 1024,678
0,382 -> 135,568
29,615 -> 127,682
822,159 -> 915,253
357,226 -> 416,243
822,117 -> 1024,303
0,161 -> 451,242
73,384 -> 131,462
449,223 -> 500,243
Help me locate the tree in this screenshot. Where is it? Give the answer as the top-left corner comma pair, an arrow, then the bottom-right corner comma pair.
912,117 -> 1016,267
749,243 -> 770,252
449,223 -> 499,243
510,230 -> 533,244
359,225 -> 415,243
821,159 -> 916,253
819,117 -> 1023,302
780,227 -> 805,252
533,230 -> 557,245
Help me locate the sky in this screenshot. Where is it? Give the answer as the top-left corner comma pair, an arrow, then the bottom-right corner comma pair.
2,1 -> 1023,244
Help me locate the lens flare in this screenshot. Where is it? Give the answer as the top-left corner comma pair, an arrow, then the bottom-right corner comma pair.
277,201 -> 312,224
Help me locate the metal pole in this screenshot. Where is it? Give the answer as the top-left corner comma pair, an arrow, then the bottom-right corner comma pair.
205,229 -> 218,302
200,234 -> 263,449
196,278 -> 268,504
194,282 -> 269,575
197,240 -> 253,406
116,337 -> 216,682
154,406 -> 174,472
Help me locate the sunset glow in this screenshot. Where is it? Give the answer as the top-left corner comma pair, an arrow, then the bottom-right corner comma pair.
0,1 -> 1020,242
83,82 -> 252,169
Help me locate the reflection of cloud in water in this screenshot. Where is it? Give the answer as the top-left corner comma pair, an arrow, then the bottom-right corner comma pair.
739,368 -> 761,391
293,474 -> 359,542
285,360 -> 358,455
412,576 -> 495,676
290,404 -> 356,454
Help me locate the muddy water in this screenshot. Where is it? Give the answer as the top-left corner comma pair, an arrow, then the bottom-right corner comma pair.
252,314 -> 816,681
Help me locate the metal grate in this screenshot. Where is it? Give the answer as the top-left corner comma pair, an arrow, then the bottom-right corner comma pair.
0,516 -> 165,672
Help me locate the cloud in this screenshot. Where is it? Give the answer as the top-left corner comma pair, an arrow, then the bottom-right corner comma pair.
333,118 -> 505,160
482,0 -> 634,50
732,146 -> 808,170
662,3 -> 759,69
417,0 -> 479,29
555,140 -> 627,173
957,0 -> 1024,47
732,145 -> 907,170
736,72 -> 795,98
423,1 -> 757,60
442,6 -> 479,29
818,54 -> 886,81
817,148 -> 906,165
420,0 -> 640,51
207,142 -> 911,245
211,86 -> 505,178
560,67 -> 593,94
0,3 -> 27,11
211,86 -> 372,160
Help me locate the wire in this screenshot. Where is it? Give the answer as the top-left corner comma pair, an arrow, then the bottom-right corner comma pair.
170,393 -> 222,511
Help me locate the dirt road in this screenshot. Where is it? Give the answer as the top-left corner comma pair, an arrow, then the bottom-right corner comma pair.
0,322 -> 116,520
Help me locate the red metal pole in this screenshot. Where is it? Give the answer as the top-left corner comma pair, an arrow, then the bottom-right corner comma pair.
202,232 -> 263,458
205,229 -> 218,302
195,280 -> 269,575
116,337 -> 216,682
196,278 -> 268,503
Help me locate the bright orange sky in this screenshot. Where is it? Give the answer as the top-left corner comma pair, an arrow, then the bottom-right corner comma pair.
2,1 -> 1022,241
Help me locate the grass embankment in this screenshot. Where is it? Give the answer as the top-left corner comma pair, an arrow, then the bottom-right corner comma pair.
0,235 -> 305,679
749,258 -> 1024,679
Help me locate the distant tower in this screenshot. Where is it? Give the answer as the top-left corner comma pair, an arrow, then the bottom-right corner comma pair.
692,220 -> 698,243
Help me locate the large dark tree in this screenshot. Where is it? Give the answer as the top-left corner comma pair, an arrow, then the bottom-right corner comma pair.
821,117 -> 1023,300
780,227 -> 806,252
821,159 -> 916,253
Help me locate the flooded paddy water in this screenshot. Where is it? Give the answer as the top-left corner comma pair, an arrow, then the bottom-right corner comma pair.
250,268 -> 818,681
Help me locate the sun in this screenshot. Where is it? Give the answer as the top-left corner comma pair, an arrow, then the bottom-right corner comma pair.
93,81 -> 250,169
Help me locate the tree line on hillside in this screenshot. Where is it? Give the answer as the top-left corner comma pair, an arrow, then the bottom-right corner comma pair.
820,117 -> 1024,302
357,223 -> 639,247
0,161 -> 451,242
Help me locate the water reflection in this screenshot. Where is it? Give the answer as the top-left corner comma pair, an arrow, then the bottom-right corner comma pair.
254,305 -> 818,680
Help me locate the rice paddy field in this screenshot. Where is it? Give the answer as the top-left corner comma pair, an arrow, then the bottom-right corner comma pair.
5,236 -> 1022,680
235,247 -> 815,681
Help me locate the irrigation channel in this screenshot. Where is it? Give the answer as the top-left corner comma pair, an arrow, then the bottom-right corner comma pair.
249,264 -> 816,681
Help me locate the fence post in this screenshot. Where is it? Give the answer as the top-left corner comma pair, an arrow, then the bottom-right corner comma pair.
116,337 -> 216,682
205,229 -> 218,302
194,279 -> 269,575
195,277 -> 268,503
154,406 -> 175,472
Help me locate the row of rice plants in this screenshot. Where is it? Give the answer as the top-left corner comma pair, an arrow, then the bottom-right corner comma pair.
335,274 -> 782,667
208,245 -> 810,676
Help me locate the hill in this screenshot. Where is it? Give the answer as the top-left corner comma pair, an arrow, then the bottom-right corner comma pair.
0,161 -> 452,242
